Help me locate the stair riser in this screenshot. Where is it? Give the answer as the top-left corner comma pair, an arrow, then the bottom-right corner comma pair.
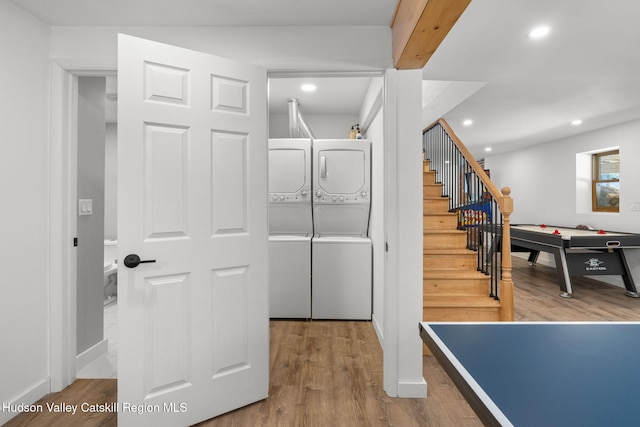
423,185 -> 442,198
423,281 -> 489,297
423,233 -> 467,249
424,276 -> 489,286
423,307 -> 501,322
423,198 -> 450,213
423,215 -> 458,229
424,254 -> 478,269
423,171 -> 437,184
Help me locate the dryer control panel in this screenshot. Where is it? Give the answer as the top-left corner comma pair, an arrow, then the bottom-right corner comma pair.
313,187 -> 370,203
270,187 -> 311,203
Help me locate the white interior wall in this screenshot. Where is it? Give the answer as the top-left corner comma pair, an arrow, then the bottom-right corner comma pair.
0,2 -> 51,423
485,118 -> 640,287
76,76 -> 106,355
360,77 -> 385,343
50,26 -> 391,72
269,113 -> 358,139
395,70 -> 426,397
104,124 -> 118,240
383,69 -> 426,398
366,107 -> 385,341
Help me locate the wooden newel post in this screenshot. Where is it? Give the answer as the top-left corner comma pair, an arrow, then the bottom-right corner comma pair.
499,186 -> 515,321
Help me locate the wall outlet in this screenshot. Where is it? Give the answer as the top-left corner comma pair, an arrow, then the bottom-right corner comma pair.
630,202 -> 640,212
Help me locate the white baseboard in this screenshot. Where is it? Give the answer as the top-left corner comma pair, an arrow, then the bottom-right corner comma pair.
76,339 -> 108,372
0,378 -> 50,425
372,313 -> 384,346
398,379 -> 428,398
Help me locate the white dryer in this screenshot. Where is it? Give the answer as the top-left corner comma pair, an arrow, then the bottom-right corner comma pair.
312,139 -> 371,236
311,139 -> 372,320
268,138 -> 312,318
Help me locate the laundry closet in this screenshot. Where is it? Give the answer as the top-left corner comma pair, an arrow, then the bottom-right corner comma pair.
267,75 -> 385,321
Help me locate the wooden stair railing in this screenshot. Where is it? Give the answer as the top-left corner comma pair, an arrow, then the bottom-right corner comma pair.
423,118 -> 514,321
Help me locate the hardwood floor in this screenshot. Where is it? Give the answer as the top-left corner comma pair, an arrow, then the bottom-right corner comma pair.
512,255 -> 640,321
6,256 -> 640,426
3,379 -> 117,427
196,320 -> 480,427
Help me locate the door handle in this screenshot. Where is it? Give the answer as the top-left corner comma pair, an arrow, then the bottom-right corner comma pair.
124,254 -> 156,268
320,156 -> 327,179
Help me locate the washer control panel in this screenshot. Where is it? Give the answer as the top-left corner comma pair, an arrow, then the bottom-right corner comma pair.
269,187 -> 311,203
313,187 -> 370,203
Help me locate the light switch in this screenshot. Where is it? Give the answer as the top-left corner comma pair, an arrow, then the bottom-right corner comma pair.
78,199 -> 93,216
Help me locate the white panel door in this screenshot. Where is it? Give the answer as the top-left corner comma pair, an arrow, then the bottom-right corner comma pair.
117,34 -> 268,427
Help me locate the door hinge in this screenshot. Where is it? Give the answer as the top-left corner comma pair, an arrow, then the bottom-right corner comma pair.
385,241 -> 389,252
73,237 -> 78,247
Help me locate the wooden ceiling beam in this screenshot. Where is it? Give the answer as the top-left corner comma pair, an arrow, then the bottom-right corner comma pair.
391,0 -> 471,69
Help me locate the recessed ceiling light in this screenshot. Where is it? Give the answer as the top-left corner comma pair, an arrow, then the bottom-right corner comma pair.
463,119 -> 473,126
529,26 -> 551,39
571,119 -> 583,126
485,147 -> 492,152
301,84 -> 316,92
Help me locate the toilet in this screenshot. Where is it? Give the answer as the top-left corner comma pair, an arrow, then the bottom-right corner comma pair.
104,239 -> 118,305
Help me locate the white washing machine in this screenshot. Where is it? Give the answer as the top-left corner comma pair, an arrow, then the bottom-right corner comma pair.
312,139 -> 372,320
268,138 -> 312,318
312,236 -> 371,320
269,235 -> 311,318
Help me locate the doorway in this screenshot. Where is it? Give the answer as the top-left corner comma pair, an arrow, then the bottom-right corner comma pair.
48,57 -> 389,398
72,75 -> 119,380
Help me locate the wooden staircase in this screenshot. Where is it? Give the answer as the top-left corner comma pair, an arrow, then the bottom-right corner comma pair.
423,160 -> 502,324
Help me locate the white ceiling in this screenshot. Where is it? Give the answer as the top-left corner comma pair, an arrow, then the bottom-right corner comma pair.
11,0 -> 398,26
14,0 -> 640,155
423,0 -> 640,155
268,76 -> 374,115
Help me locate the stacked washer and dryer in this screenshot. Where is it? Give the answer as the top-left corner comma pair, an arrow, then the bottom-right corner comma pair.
268,138 -> 372,320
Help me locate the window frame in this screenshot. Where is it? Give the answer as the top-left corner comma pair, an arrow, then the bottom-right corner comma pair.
591,149 -> 620,212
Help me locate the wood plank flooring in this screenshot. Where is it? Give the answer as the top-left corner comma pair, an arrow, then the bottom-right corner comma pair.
512,255 -> 640,321
6,256 -> 640,426
3,379 -> 117,427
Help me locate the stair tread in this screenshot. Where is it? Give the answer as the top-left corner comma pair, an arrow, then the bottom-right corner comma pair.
424,248 -> 476,254
424,295 -> 501,308
424,213 -> 457,217
424,229 -> 466,234
423,270 -> 489,278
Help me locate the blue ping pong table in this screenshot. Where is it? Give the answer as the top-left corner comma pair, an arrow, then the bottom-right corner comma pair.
419,322 -> 640,427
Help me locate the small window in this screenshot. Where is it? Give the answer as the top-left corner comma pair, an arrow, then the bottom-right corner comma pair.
592,150 -> 619,212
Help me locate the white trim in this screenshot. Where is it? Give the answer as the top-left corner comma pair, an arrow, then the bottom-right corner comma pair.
49,58 -> 117,392
53,57 -> 117,75
372,312 -> 384,345
267,70 -> 383,79
49,60 -> 76,392
394,69 -> 427,399
397,380 -> 429,399
382,68 -> 399,397
76,339 -> 109,372
360,88 -> 383,136
0,378 -> 50,425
